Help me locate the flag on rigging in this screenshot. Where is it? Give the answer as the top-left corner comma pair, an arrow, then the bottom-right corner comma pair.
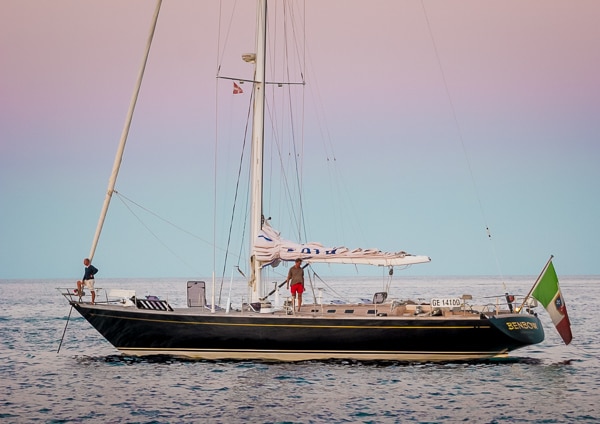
531,260 -> 572,345
233,82 -> 243,94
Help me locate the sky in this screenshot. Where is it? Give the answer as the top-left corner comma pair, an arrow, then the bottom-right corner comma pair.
1,0 -> 599,280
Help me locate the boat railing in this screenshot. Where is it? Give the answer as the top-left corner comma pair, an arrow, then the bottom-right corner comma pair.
384,292 -> 539,317
57,287 -> 172,311
57,287 -> 96,303
467,293 -> 539,316
57,287 -> 136,305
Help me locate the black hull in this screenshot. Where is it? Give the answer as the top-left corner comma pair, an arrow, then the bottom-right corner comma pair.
72,303 -> 544,361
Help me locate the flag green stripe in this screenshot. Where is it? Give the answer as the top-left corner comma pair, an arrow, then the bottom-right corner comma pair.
531,259 -> 572,345
532,262 -> 559,308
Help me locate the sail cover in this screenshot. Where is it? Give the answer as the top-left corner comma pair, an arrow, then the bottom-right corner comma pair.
255,222 -> 431,267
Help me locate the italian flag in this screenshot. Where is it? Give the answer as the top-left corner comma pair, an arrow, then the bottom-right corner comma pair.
532,260 -> 572,345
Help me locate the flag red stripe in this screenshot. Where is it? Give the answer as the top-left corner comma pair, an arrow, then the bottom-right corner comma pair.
555,315 -> 573,345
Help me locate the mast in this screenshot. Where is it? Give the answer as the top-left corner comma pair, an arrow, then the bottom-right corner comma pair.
249,0 -> 268,302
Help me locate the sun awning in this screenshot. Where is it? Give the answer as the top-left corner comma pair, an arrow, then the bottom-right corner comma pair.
254,222 -> 431,268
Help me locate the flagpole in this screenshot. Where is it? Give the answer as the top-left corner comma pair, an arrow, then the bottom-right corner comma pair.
516,254 -> 554,313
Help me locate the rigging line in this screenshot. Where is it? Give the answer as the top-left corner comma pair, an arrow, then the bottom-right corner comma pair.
215,1 -> 243,305
264,96 -> 301,229
307,269 -> 318,309
114,194 -> 199,274
280,2 -> 306,243
302,32 -> 366,248
297,0 -> 308,244
302,64 -> 349,239
284,11 -> 309,244
270,4 -> 286,227
264,2 -> 279,223
219,90 -> 254,306
263,2 -> 289,237
420,1 -> 504,280
383,265 -> 412,293
309,267 -> 350,303
288,91 -> 304,242
215,0 -> 238,76
214,5 -> 220,308
261,2 -> 304,236
237,87 -> 255,268
114,191 -> 221,250
286,0 -> 307,79
384,267 -> 393,293
56,305 -> 73,354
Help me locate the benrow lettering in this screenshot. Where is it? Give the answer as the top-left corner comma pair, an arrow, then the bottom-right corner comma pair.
506,321 -> 538,330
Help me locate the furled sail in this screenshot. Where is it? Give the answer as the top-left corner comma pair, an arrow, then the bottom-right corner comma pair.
255,221 -> 431,267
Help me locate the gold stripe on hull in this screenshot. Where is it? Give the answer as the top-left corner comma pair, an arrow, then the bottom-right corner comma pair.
117,348 -> 509,362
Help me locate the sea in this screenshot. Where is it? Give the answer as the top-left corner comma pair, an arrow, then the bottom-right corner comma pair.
1,276 -> 599,423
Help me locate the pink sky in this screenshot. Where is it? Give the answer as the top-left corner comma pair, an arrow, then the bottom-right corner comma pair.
1,1 -> 599,278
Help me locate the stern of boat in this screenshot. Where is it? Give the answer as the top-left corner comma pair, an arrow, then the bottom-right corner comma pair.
487,314 -> 545,345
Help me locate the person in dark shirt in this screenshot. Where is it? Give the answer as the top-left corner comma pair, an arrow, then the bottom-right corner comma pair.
76,258 -> 98,304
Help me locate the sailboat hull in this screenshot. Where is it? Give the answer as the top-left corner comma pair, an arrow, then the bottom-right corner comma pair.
72,303 -> 544,362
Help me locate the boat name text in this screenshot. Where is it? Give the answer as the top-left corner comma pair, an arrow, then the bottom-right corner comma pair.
506,321 -> 539,330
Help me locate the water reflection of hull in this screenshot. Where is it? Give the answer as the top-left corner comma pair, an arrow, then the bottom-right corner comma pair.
73,303 -> 544,361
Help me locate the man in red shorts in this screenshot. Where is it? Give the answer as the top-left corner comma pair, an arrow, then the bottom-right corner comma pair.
286,258 -> 305,312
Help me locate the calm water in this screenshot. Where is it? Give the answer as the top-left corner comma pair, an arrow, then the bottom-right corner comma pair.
1,276 -> 599,423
